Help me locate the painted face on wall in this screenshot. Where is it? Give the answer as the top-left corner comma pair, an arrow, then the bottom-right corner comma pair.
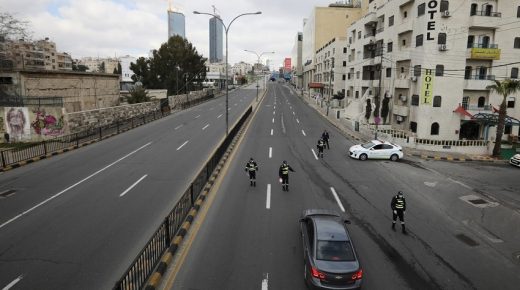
6,108 -> 27,137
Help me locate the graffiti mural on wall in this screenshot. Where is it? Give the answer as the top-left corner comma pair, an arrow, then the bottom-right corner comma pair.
5,107 -> 30,141
31,109 -> 65,136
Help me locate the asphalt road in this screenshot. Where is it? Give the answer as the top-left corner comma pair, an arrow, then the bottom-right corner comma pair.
164,82 -> 520,290
0,82 -> 264,290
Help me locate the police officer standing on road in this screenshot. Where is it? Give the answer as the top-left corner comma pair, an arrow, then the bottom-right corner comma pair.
245,158 -> 258,187
391,191 -> 407,233
322,130 -> 330,149
317,138 -> 325,158
279,160 -> 295,191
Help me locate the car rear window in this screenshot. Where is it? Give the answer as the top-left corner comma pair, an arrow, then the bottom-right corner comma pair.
316,240 -> 355,261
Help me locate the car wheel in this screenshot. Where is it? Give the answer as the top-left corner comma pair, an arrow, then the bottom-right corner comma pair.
359,153 -> 368,161
390,154 -> 399,161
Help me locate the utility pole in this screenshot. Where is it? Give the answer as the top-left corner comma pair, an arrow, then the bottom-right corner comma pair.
185,73 -> 189,103
327,61 -> 333,116
375,43 -> 384,139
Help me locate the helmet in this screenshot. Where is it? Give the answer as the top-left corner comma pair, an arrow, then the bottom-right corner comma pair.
398,191 -> 404,196
250,157 -> 254,161
283,160 -> 287,164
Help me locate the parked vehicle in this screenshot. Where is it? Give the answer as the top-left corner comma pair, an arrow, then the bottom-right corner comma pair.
510,154 -> 520,167
300,209 -> 362,290
348,140 -> 403,161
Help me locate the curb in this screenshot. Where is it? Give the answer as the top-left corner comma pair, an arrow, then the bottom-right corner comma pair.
293,89 -> 509,164
142,86 -> 268,290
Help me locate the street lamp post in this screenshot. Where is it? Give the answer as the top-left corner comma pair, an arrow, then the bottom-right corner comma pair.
194,10 -> 262,136
244,50 -> 275,102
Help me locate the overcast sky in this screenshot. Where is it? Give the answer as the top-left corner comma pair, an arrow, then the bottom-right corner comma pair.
0,0 -> 343,68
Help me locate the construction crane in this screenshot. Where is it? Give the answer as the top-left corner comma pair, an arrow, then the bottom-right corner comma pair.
211,5 -> 220,17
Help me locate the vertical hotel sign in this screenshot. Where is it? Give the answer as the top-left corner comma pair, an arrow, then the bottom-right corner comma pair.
421,69 -> 434,104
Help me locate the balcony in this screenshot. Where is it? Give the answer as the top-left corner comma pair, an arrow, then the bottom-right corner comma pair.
376,27 -> 384,34
464,75 -> 495,90
396,47 -> 412,61
364,32 -> 375,39
469,11 -> 502,28
464,104 -> 493,114
393,104 -> 409,117
466,47 -> 501,60
394,78 -> 410,88
399,0 -> 414,7
397,20 -> 413,35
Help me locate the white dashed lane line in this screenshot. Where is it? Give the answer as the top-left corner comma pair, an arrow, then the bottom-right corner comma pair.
330,187 -> 345,212
302,130 -> 306,136
195,115 -> 200,119
269,147 -> 273,159
271,129 -> 273,136
174,125 -> 183,130
202,124 -> 210,130
272,118 -> 274,123
2,275 -> 23,290
296,118 -> 300,124
177,140 -> 189,151
311,149 -> 319,160
266,185 -> 271,209
120,175 -> 148,197
217,114 -> 223,119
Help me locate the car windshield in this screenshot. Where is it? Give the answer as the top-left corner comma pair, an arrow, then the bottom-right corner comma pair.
361,142 -> 375,149
316,240 -> 355,261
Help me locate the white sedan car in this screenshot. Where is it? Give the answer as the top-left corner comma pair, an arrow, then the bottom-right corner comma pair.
510,154 -> 520,167
349,140 -> 403,161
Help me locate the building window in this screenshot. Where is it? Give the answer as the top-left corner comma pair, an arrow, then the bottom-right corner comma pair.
436,65 -> 444,76
440,0 -> 449,12
343,61 -> 347,67
464,66 -> 472,79
356,71 -> 360,79
462,96 -> 469,109
433,96 -> 442,107
404,11 -> 408,18
402,39 -> 406,46
387,42 -> 393,52
470,4 -> 477,16
512,67 -> 519,79
411,95 -> 419,106
355,91 -> 359,98
518,6 -> 520,18
414,65 -> 421,76
431,123 -> 440,135
438,33 -> 447,45
358,31 -> 361,39
416,34 -> 423,47
515,37 -> 520,49
410,121 -> 417,133
348,73 -> 351,80
467,35 -> 474,48
343,47 -> 347,53
347,90 -> 350,97
508,97 -> 516,108
386,67 -> 392,77
342,74 -> 346,80
478,96 -> 486,107
389,16 -> 394,27
418,3 -> 426,16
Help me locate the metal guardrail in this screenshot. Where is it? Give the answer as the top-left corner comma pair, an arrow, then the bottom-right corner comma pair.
113,106 -> 253,290
415,138 -> 489,147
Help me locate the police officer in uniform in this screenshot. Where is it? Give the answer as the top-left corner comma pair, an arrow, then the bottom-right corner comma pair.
245,158 -> 258,186
322,130 -> 330,149
278,160 -> 295,191
391,191 -> 407,233
317,138 -> 325,158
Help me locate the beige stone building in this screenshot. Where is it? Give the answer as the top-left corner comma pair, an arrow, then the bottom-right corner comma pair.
79,57 -> 119,74
302,1 -> 364,91
1,38 -> 72,71
0,70 -> 120,112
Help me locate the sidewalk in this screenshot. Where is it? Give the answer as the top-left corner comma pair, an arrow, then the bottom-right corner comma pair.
294,88 -> 507,164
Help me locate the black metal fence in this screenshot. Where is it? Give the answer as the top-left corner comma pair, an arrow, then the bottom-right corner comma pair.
0,109 -> 167,168
113,106 -> 253,290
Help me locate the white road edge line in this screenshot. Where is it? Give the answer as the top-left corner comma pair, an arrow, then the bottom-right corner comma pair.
120,175 -> 148,197
177,140 -> 189,151
217,114 -> 223,119
0,142 -> 152,230
269,147 -> 272,159
2,275 -> 23,290
202,124 -> 210,130
266,185 -> 271,210
302,130 -> 306,136
296,118 -> 300,124
174,125 -> 183,130
330,187 -> 345,212
272,118 -> 274,123
270,129 -> 273,136
311,149 -> 319,160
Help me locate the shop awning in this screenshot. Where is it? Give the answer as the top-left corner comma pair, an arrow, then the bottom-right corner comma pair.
308,82 -> 324,89
453,105 -> 473,118
472,113 -> 520,126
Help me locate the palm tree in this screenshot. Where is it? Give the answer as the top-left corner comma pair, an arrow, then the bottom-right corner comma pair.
486,79 -> 520,156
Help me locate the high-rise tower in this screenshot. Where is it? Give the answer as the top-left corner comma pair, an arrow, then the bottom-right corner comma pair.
167,1 -> 185,39
209,6 -> 223,63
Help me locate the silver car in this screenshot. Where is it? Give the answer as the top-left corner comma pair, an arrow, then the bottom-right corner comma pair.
300,209 -> 363,290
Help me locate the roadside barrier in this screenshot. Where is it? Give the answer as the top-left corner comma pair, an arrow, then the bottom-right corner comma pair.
113,106 -> 253,290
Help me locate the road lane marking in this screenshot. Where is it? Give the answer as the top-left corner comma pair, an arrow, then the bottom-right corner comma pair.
217,114 -> 223,119
273,111 -> 275,115
330,187 -> 345,212
120,175 -> 148,197
266,185 -> 271,209
269,147 -> 272,159
174,125 -> 183,130
202,124 -> 210,130
228,108 -> 231,111
2,275 -> 23,290
281,115 -> 286,134
0,142 -> 152,230
274,106 -> 276,110
177,141 -> 189,151
311,149 -> 318,160
302,130 -> 306,136
209,107 -> 214,110
195,115 -> 200,119
296,118 -> 300,124
270,129 -> 273,136
448,178 -> 472,190
292,111 -> 295,115
272,118 -> 274,123
234,103 -> 237,106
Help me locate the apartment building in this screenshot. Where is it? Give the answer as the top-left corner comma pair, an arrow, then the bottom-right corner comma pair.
80,57 -> 119,74
0,38 -> 72,71
345,0 -> 520,142
302,1 -> 364,92
291,32 -> 303,89
232,61 -> 252,76
315,37 -> 348,103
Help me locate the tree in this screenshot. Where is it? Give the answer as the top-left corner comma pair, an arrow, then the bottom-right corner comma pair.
98,61 -> 106,73
72,64 -> 88,72
365,99 -> 372,121
0,12 -> 31,40
130,35 -> 206,95
127,85 -> 150,104
486,79 -> 520,156
381,96 -> 390,124
113,62 -> 122,75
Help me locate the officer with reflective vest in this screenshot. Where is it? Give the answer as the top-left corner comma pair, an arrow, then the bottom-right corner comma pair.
391,191 -> 407,233
321,130 -> 330,149
278,160 -> 295,191
245,157 -> 258,187
317,138 -> 325,158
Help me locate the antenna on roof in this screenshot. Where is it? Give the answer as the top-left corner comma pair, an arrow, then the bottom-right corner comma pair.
211,5 -> 220,17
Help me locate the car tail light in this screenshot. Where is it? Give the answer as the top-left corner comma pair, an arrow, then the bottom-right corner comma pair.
351,269 -> 363,280
311,266 -> 326,280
